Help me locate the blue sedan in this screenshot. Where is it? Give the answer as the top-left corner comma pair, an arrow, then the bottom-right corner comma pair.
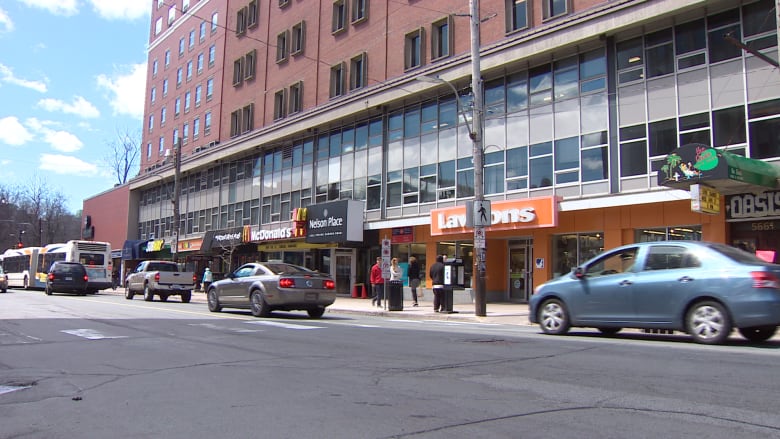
529,241 -> 780,344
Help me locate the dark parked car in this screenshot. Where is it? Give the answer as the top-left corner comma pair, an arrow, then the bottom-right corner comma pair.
529,241 -> 780,344
46,262 -> 89,296
207,262 -> 336,318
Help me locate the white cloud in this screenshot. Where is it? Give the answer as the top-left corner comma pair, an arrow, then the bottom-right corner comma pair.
0,116 -> 34,145
96,62 -> 146,120
0,63 -> 47,92
0,8 -> 14,33
38,96 -> 100,118
39,154 -> 97,175
42,129 -> 83,153
17,0 -> 78,16
88,0 -> 149,20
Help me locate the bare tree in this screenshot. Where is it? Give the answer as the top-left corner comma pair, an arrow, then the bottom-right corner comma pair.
104,127 -> 141,185
14,176 -> 81,247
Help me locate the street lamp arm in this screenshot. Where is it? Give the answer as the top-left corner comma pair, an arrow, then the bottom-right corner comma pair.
415,75 -> 475,138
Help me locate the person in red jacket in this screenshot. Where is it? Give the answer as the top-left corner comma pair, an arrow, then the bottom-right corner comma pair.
370,257 -> 384,308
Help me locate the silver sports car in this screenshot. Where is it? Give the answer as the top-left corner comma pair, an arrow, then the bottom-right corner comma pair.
207,262 -> 336,318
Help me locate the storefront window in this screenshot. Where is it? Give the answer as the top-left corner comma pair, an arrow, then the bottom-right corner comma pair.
636,226 -> 702,242
552,232 -> 604,278
391,243 -> 427,284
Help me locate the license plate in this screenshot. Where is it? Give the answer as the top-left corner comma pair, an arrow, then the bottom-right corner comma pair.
65,277 -> 72,281
305,292 -> 318,301
171,285 -> 181,289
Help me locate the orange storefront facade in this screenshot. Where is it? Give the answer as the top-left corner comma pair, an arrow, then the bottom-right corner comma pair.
373,195 -> 726,302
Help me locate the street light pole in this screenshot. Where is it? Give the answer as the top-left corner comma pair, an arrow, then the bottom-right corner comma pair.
172,138 -> 182,264
469,0 -> 486,317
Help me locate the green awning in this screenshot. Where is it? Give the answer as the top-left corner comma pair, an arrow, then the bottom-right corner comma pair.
658,143 -> 780,195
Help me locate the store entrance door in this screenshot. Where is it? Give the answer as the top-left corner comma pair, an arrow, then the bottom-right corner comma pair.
335,250 -> 354,295
509,241 -> 532,302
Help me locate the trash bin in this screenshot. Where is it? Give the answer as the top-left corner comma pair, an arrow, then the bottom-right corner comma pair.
442,285 -> 454,313
388,280 -> 404,311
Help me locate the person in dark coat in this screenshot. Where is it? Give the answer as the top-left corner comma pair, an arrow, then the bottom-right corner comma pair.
407,256 -> 421,307
429,255 -> 445,312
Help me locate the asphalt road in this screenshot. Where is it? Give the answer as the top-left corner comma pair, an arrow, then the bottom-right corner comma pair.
2,288 -> 780,439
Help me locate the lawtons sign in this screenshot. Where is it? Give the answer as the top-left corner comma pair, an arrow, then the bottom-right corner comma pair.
430,197 -> 559,236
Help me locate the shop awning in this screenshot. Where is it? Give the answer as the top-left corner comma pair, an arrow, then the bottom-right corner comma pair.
121,240 -> 148,260
658,143 -> 780,195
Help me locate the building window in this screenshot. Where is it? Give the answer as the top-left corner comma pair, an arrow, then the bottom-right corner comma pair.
351,0 -> 367,24
543,0 -> 568,20
248,0 -> 258,28
332,0 -> 346,33
183,122 -> 189,144
176,68 -> 183,87
148,114 -> 154,132
162,79 -> 168,96
619,124 -> 648,177
274,89 -> 287,120
236,7 -> 247,36
233,57 -> 244,86
186,61 -> 193,81
230,109 -> 242,137
197,53 -> 204,74
206,78 -> 214,100
147,142 -> 152,158
209,44 -> 216,67
195,85 -> 202,106
242,104 -> 254,133
184,91 -> 191,112
160,106 -> 167,125
150,87 -> 156,104
179,37 -> 185,56
279,0 -> 290,7
405,28 -> 424,70
350,52 -> 367,90
200,21 -> 207,42
506,0 -> 528,32
188,30 -> 195,49
168,6 -> 176,25
289,81 -> 303,114
244,50 -> 256,80
158,137 -> 165,154
193,117 -> 200,139
204,111 -> 212,135
645,28 -> 674,79
182,0 -> 190,12
175,97 -> 181,116
291,21 -> 305,55
155,17 -> 163,35
164,50 -> 170,67
152,59 -> 158,77
616,37 -> 644,85
276,30 -> 290,62
330,62 -> 346,98
432,16 -> 453,59
211,12 -> 219,33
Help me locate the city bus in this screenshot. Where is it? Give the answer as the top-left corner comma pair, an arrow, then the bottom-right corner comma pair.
36,240 -> 113,292
1,247 -> 43,289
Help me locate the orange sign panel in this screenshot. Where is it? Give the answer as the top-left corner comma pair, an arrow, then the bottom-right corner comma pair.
430,197 -> 559,236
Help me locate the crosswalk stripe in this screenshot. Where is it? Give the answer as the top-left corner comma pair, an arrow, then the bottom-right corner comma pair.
61,329 -> 128,340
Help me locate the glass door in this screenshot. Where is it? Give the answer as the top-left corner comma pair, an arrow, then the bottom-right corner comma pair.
335,251 -> 354,295
509,241 -> 532,302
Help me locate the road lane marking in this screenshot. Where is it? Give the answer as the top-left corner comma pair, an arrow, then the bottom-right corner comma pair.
61,329 -> 128,340
245,321 -> 324,330
188,323 -> 263,333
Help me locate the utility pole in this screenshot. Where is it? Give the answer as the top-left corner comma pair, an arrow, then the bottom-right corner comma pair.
172,138 -> 182,264
470,0 -> 486,317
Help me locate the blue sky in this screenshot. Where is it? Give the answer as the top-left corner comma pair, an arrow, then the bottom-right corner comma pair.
0,0 -> 150,213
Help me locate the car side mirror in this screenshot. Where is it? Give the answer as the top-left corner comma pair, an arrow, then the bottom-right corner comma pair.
227,272 -> 236,279
574,267 -> 586,279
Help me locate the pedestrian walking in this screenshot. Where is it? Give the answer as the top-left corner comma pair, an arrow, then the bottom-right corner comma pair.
370,257 -> 384,307
429,255 -> 445,312
202,267 -> 213,292
407,256 -> 421,307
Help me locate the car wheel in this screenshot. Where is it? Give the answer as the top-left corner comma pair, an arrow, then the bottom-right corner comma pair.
538,299 -> 570,335
159,295 -> 169,302
45,286 -> 52,296
308,307 -> 326,319
738,326 -> 777,342
597,327 -> 622,336
207,289 -> 222,312
144,285 -> 154,302
686,301 -> 732,345
23,276 -> 28,290
181,291 -> 191,303
125,287 -> 134,300
250,290 -> 271,317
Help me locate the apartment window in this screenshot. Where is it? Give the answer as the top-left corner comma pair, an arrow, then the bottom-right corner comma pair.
274,89 -> 288,120
351,0 -> 367,23
506,0 -> 528,32
168,6 -> 176,25
175,97 -> 181,116
350,52 -> 367,90
244,50 -> 256,80
432,16 -> 453,59
182,0 -> 190,12
195,85 -> 202,106
200,21 -> 207,42
186,61 -> 193,81
236,7 -> 247,36
176,68 -> 183,87
160,106 -> 167,125
188,30 -> 195,49
242,104 -> 254,133
248,0 -> 258,28
158,137 -> 164,154
184,91 -> 191,112
179,37 -> 185,56
204,111 -> 212,135
332,0 -> 346,33
150,87 -> 156,104
162,79 -> 168,96
172,128 -> 179,146
183,123 -> 189,144
233,57 -> 244,86
543,0 -> 568,20
206,78 -> 214,99
211,12 -> 219,33
230,109 -> 242,137
209,44 -> 216,67
197,53 -> 204,74
405,28 -> 424,70
155,17 -> 163,35
148,114 -> 154,132
164,50 -> 170,67
291,21 -> 306,55
152,60 -> 158,77
330,62 -> 346,98
147,143 -> 152,158
193,117 -> 200,139
276,30 -> 290,62
289,81 -> 303,114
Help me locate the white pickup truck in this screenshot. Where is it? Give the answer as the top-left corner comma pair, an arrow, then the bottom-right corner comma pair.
124,260 -> 196,303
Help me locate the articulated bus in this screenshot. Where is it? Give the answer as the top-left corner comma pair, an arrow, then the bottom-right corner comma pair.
1,247 -> 43,289
36,240 -> 113,292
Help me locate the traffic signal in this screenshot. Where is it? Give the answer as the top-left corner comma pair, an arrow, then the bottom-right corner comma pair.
16,242 -> 23,249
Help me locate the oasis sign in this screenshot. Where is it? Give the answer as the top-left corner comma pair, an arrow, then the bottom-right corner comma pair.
430,197 -> 559,235
726,191 -> 780,220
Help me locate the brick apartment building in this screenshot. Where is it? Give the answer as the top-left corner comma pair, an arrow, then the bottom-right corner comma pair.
84,0 -> 780,302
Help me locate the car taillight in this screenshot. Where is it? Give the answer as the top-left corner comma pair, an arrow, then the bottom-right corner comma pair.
279,278 -> 295,288
751,271 -> 780,289
324,279 -> 335,290
154,272 -> 160,282
84,275 -> 89,282
193,274 -> 197,283
48,273 -> 54,281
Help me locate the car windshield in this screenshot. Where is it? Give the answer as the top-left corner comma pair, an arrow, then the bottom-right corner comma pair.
706,242 -> 773,264
263,263 -> 314,275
